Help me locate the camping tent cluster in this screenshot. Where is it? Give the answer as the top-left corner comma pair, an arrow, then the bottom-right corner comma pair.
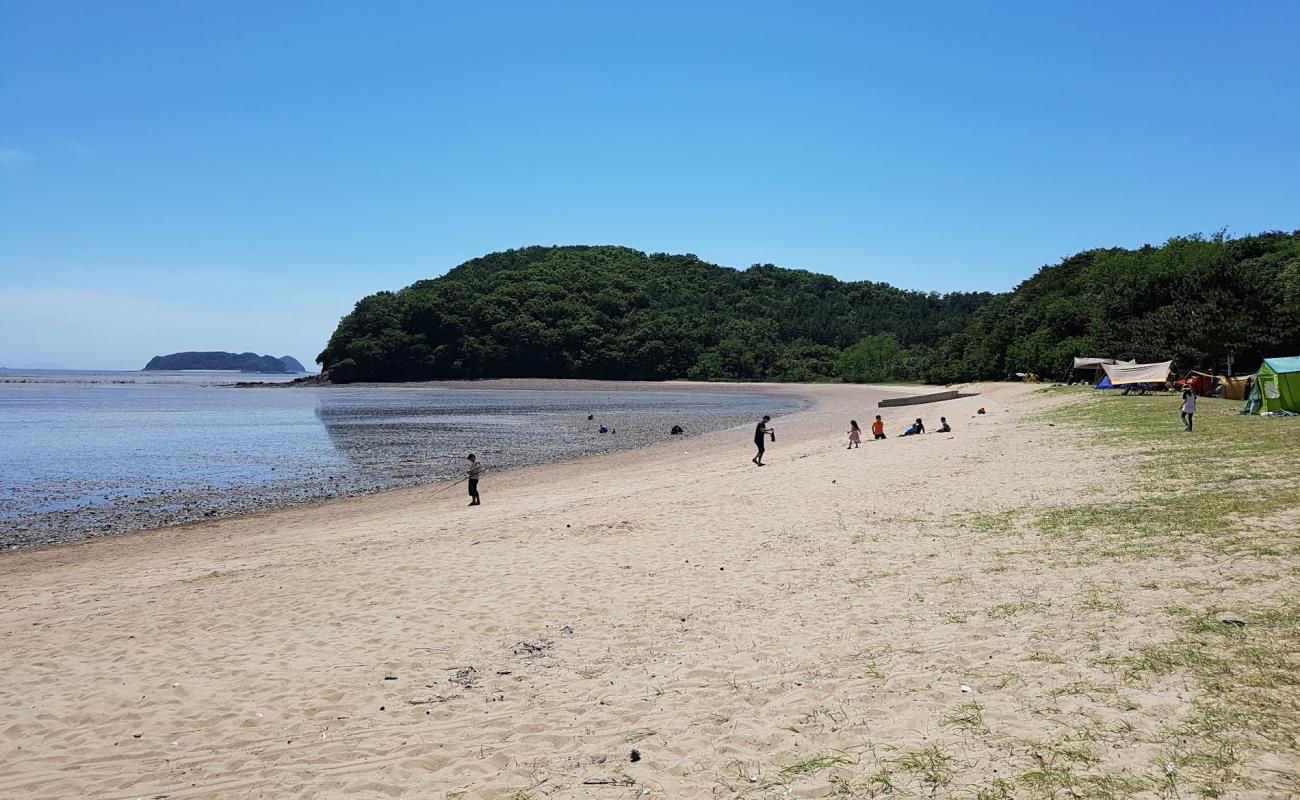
1181,371 -> 1252,400
1068,352 -> 1300,415
1242,357 -> 1300,415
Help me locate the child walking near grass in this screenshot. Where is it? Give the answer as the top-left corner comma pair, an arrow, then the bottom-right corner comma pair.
1180,388 -> 1197,432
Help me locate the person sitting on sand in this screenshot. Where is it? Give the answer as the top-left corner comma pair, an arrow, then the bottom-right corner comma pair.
937,416 -> 951,433
847,420 -> 861,449
753,415 -> 774,465
871,415 -> 886,440
466,453 -> 483,506
901,418 -> 925,436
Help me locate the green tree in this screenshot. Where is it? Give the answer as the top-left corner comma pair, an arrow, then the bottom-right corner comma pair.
838,333 -> 909,383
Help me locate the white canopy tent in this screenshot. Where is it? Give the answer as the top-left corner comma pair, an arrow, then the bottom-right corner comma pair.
1101,360 -> 1173,386
1072,357 -> 1136,370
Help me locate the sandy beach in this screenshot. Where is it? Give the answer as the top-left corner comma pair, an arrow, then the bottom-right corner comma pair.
1,381 -> 1295,799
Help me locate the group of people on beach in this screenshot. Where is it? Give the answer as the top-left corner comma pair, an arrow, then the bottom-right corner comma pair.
846,414 -> 950,448
452,384 -> 1200,503
752,412 -> 953,465
465,407 -> 966,500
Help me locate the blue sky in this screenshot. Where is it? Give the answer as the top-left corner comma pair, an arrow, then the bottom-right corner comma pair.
2,1 -> 1298,369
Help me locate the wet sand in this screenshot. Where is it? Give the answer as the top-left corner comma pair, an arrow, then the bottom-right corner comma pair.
2,379 -> 804,548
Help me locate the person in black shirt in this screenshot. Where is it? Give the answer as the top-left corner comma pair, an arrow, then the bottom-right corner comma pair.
752,416 -> 774,466
466,454 -> 483,506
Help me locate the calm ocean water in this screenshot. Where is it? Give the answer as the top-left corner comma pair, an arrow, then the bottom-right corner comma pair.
0,370 -> 802,548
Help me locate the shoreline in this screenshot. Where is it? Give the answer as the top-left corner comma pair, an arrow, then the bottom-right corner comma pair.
1,380 -> 920,559
2,379 -> 852,553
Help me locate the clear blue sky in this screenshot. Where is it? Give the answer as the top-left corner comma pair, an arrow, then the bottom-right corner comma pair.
2,1 -> 1298,369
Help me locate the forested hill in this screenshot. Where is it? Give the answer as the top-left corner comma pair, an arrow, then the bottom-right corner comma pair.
316,246 -> 993,382
144,352 -> 307,373
919,230 -> 1300,383
318,233 -> 1300,384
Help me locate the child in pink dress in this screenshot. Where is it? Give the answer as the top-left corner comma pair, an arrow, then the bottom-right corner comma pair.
847,420 -> 862,448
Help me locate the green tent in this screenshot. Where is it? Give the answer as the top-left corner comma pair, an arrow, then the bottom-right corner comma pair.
1241,356 -> 1300,414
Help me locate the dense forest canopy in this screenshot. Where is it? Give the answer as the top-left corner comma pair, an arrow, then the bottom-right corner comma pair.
318,232 -> 1300,384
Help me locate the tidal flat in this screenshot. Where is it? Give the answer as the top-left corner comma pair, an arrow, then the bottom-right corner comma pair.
0,373 -> 803,548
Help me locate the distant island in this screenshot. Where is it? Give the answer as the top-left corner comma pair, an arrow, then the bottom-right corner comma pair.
144,352 -> 308,373
316,232 -> 1300,384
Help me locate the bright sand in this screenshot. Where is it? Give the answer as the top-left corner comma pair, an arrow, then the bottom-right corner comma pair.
0,382 -> 1291,798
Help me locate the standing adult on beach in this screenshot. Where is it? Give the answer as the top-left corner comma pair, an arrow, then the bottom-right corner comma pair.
1180,388 -> 1197,432
466,453 -> 483,505
753,415 -> 774,466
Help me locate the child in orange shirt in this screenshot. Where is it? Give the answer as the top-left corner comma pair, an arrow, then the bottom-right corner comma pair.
870,415 -> 886,440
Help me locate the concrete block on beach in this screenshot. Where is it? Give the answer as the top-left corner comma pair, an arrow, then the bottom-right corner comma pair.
878,389 -> 971,407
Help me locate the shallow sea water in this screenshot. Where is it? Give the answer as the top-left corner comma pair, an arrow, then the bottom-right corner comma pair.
0,371 -> 803,548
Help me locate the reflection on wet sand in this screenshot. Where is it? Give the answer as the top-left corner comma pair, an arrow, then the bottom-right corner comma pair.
4,384 -> 801,548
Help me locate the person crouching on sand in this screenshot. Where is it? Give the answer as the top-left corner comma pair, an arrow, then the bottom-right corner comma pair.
847,420 -> 861,449
871,415 -> 886,440
937,416 -> 952,433
466,453 -> 483,506
753,415 -> 774,465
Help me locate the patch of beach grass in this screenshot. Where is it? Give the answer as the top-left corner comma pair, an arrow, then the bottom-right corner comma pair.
794,706 -> 849,733
1086,773 -> 1154,800
1076,586 -> 1126,614
1027,649 -> 1066,664
1048,680 -> 1116,701
987,599 -> 1049,618
778,751 -> 852,778
1039,393 -> 1300,559
944,700 -> 988,734
955,509 -> 1021,537
888,744 -> 955,790
971,778 -> 1016,800
1017,763 -> 1077,795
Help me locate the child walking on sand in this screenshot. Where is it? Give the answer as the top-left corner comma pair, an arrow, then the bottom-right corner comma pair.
1180,388 -> 1197,432
847,420 -> 861,448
